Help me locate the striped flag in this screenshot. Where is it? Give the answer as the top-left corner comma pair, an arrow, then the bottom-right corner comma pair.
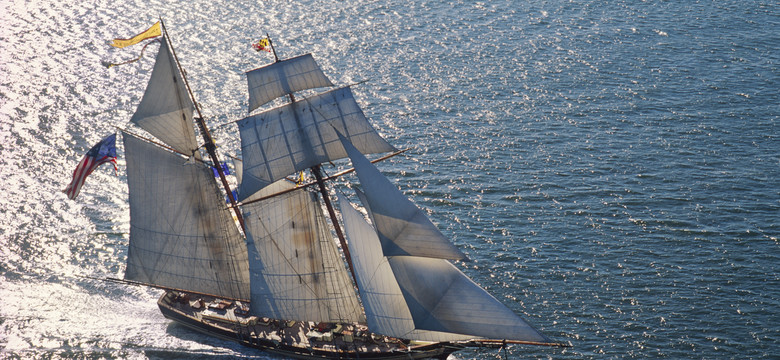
63,134 -> 118,200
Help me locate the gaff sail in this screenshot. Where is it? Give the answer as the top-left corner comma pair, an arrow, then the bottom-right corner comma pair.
123,132 -> 249,300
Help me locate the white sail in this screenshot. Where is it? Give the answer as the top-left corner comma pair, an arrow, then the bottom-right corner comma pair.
246,53 -> 334,112
242,180 -> 365,324
237,86 -> 395,200
388,256 -> 552,343
338,133 -> 467,260
123,132 -> 249,300
130,41 -> 198,155
338,195 -> 473,342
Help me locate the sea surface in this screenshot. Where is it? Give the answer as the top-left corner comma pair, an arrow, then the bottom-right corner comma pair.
1,0 -> 778,359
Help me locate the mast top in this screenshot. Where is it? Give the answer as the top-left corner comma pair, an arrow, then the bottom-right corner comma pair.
266,33 -> 280,63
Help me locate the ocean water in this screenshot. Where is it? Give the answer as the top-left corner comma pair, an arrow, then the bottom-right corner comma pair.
1,0 -> 778,359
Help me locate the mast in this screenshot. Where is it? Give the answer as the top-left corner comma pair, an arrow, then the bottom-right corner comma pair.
265,35 -> 358,284
311,164 -> 357,282
160,19 -> 246,233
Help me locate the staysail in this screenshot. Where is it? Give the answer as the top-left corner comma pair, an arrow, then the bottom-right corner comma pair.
338,195 -> 473,342
387,256 -> 552,342
246,53 -> 334,113
340,187 -> 552,342
337,133 -> 552,342
129,40 -> 198,155
237,86 -> 395,200
338,133 -> 467,260
123,132 -> 249,300
241,179 -> 365,323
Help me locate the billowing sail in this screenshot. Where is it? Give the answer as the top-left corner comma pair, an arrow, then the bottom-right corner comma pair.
338,134 -> 467,260
242,180 -> 365,324
246,53 -> 334,112
338,195 -> 473,342
388,256 -> 552,343
123,132 -> 249,300
340,194 -> 552,343
237,86 -> 395,200
129,41 -> 198,155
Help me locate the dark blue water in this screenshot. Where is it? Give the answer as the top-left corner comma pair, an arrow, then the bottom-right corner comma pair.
1,0 -> 777,358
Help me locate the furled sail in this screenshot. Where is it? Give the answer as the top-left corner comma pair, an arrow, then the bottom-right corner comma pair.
338,195 -> 473,342
242,179 -> 365,324
123,132 -> 249,300
129,40 -> 198,155
246,53 -> 334,113
237,86 -> 395,200
338,133 -> 467,260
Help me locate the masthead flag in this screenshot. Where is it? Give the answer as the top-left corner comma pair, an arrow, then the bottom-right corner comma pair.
110,21 -> 162,48
252,38 -> 271,52
63,133 -> 118,200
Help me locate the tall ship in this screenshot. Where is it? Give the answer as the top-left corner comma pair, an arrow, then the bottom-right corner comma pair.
109,21 -> 568,359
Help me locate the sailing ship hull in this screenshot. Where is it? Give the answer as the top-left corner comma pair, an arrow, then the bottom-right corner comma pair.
157,291 -> 463,360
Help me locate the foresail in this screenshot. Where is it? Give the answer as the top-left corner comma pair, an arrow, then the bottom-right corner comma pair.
338,195 -> 473,342
246,53 -> 334,112
338,134 -> 467,260
388,256 -> 553,343
129,40 -> 198,155
242,180 -> 365,324
237,86 -> 396,200
123,132 -> 249,300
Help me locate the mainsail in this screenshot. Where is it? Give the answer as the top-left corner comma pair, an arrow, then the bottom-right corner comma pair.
242,179 -> 364,323
237,86 -> 396,200
123,132 -> 249,300
129,40 -> 198,155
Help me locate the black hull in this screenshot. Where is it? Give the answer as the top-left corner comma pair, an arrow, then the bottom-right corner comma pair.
157,291 -> 464,360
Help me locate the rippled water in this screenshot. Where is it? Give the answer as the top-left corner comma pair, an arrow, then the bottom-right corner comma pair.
1,0 -> 778,359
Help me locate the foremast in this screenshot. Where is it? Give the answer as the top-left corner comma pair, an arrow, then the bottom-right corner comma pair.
159,20 -> 245,233
121,20 -> 249,301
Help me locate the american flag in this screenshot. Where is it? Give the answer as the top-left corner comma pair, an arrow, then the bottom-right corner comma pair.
63,133 -> 118,200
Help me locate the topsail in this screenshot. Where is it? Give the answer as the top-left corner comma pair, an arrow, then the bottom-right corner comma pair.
246,53 -> 334,113
129,40 -> 198,155
237,86 -> 395,200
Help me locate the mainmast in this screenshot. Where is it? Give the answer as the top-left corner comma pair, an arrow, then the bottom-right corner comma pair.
160,20 -> 246,233
265,36 -> 358,283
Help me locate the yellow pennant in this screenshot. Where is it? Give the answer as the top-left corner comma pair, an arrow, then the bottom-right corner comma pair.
110,21 -> 162,48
